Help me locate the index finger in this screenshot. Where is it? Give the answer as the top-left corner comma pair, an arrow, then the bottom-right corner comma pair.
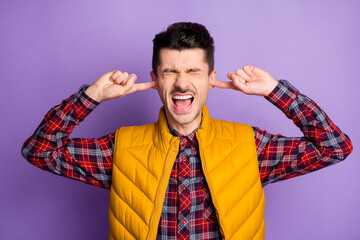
134,81 -> 156,92
211,79 -> 234,89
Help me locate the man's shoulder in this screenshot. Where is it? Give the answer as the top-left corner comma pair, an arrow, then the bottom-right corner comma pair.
209,118 -> 254,140
117,122 -> 156,129
210,118 -> 251,130
114,122 -> 157,145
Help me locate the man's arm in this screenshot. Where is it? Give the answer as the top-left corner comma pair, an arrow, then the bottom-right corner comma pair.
21,70 -> 156,188
21,86 -> 114,188
211,65 -> 353,186
254,80 -> 352,186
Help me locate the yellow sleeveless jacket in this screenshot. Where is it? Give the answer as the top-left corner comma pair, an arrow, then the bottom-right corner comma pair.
109,106 -> 265,239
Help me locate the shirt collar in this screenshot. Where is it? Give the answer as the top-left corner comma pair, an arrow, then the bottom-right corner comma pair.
168,124 -> 200,147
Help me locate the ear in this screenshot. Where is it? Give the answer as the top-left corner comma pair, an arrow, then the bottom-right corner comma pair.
150,71 -> 158,90
209,69 -> 216,89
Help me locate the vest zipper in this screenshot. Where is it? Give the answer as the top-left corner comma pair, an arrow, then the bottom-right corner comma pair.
197,139 -> 226,240
147,138 -> 179,240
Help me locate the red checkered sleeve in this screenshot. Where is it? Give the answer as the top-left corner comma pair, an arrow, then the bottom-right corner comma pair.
21,85 -> 114,189
255,80 -> 353,186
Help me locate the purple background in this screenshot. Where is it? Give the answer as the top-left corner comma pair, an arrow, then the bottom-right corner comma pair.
1,0 -> 359,239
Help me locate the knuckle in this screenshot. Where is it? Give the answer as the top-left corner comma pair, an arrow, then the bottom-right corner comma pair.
110,70 -> 122,80
122,72 -> 129,77
113,70 -> 122,76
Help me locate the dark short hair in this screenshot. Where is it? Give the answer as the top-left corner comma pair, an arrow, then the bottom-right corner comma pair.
152,22 -> 215,76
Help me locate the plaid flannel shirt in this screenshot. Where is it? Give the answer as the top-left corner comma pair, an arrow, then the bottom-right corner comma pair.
22,80 -> 353,239
156,125 -> 222,239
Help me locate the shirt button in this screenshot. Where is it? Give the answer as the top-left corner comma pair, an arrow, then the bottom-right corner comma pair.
181,185 -> 186,190
182,157 -> 187,161
181,219 -> 186,224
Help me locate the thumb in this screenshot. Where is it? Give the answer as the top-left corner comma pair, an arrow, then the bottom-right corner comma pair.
227,72 -> 246,84
122,74 -> 137,93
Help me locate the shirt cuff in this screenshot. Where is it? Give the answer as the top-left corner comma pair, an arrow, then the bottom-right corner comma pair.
265,80 -> 299,111
71,84 -> 100,121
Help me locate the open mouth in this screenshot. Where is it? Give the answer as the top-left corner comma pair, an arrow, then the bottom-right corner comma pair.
172,94 -> 194,112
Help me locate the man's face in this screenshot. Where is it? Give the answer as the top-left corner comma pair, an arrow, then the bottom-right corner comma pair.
151,48 -> 216,134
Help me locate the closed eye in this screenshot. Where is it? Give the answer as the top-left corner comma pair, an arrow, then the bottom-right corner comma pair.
163,69 -> 179,74
187,68 -> 201,73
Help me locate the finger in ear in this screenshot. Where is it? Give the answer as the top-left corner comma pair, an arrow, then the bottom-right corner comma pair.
150,71 -> 158,89
153,80 -> 158,90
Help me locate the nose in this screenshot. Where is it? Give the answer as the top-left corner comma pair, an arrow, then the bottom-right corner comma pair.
174,73 -> 190,90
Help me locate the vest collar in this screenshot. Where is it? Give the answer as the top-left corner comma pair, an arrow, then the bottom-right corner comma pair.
153,107 -> 178,152
197,105 -> 215,148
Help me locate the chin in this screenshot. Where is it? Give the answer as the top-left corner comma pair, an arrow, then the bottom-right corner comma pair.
172,111 -> 200,126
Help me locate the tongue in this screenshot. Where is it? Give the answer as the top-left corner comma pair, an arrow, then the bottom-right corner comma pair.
174,99 -> 192,108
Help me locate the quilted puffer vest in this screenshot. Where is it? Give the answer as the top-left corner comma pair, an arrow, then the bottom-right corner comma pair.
109,106 -> 265,239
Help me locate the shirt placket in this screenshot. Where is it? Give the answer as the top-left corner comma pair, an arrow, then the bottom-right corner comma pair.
177,136 -> 191,240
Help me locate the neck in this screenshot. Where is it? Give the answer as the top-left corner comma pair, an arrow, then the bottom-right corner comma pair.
165,113 -> 201,136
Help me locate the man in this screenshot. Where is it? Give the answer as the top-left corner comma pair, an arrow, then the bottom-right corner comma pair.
22,22 -> 352,239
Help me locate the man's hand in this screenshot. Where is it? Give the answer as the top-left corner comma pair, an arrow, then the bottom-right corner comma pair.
85,70 -> 156,102
211,65 -> 278,96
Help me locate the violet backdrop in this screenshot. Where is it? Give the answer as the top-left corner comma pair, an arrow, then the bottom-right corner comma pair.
1,0 -> 359,239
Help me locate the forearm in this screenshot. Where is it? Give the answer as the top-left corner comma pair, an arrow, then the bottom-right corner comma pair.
256,80 -> 353,186
21,85 -> 114,188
